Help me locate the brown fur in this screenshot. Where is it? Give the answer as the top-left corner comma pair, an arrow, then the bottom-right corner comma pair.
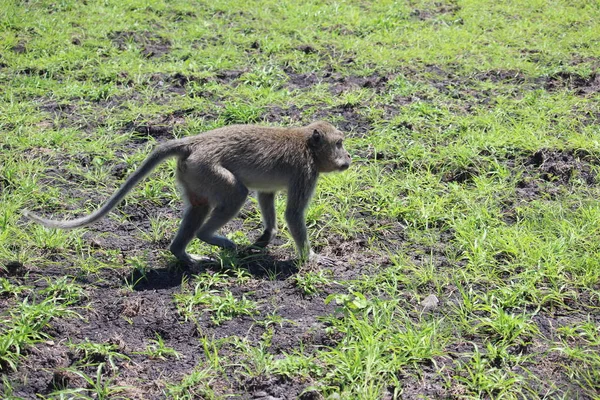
23,121 -> 351,265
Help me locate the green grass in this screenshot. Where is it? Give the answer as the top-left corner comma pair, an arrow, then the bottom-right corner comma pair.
0,283 -> 79,371
2,0 -> 600,398
175,273 -> 259,326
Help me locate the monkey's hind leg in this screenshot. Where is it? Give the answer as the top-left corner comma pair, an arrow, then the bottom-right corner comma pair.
195,171 -> 249,250
252,192 -> 277,248
169,204 -> 211,266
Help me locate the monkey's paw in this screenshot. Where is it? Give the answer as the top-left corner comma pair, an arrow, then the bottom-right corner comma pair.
180,254 -> 214,267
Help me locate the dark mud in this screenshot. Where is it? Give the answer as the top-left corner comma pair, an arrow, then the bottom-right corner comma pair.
515,149 -> 597,202
109,30 -> 172,59
524,149 -> 596,185
410,2 -> 461,21
4,251 -> 350,399
263,102 -> 370,136
494,148 -> 599,227
261,70 -> 386,135
150,70 -> 246,94
285,70 -> 390,94
544,71 -> 600,95
38,97 -> 139,135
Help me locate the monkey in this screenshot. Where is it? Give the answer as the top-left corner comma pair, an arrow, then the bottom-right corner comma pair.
23,121 -> 351,266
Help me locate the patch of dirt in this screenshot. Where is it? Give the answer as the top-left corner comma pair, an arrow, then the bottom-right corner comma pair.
501,149 -> 598,224
11,42 -> 27,54
426,65 -> 600,101
474,69 -> 527,84
8,278 -> 201,399
441,166 -> 477,184
4,246 -> 354,399
397,363 -> 450,399
214,69 -> 246,84
152,70 -> 246,88
19,66 -> 51,77
262,104 -> 304,123
1,261 -> 26,277
296,44 -> 318,54
410,2 -> 461,21
243,376 -> 315,400
525,149 -> 596,185
264,102 -> 371,136
285,70 -> 390,95
109,31 -> 171,59
544,71 -> 600,95
265,69 -> 375,135
39,101 -> 76,116
313,105 -> 371,136
514,149 -> 596,202
125,119 -> 178,142
38,96 -> 140,134
425,66 -> 527,111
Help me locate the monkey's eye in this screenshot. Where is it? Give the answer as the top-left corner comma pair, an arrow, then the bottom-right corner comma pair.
336,140 -> 343,148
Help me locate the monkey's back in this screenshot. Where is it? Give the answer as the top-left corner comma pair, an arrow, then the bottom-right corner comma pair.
180,125 -> 315,191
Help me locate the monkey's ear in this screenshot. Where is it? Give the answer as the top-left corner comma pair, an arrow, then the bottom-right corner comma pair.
309,129 -> 322,147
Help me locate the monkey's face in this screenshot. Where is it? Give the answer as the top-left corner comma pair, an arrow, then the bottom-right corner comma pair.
310,127 -> 352,173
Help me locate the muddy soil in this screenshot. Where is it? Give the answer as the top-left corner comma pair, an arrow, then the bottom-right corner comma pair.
3,229 -> 362,398
109,31 -> 172,59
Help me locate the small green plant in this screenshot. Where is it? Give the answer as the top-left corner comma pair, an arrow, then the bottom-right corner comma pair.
241,65 -> 287,89
139,333 -> 180,360
164,366 -> 217,400
229,336 -> 276,378
138,214 -> 173,243
28,224 -> 75,251
140,179 -> 169,201
0,278 -> 30,298
293,269 -> 334,296
316,297 -> 444,399
175,277 -> 258,325
124,256 -> 151,291
325,291 -> 372,316
222,102 -> 264,124
46,363 -> 131,400
68,340 -> 130,371
0,297 -> 75,371
77,157 -> 114,185
232,267 -> 252,285
40,276 -> 85,304
453,345 -> 527,399
190,272 -> 230,291
0,376 -> 19,400
255,311 -> 293,329
273,352 -> 321,379
475,305 -> 538,345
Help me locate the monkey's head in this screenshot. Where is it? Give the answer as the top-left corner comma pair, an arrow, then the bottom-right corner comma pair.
308,121 -> 352,173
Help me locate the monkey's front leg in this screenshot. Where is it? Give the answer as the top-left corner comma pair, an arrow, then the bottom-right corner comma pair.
285,207 -> 312,261
285,183 -> 316,263
253,192 -> 277,248
285,184 -> 335,266
288,232 -> 335,266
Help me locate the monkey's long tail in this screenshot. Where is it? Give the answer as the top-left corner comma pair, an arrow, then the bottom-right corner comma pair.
23,142 -> 186,229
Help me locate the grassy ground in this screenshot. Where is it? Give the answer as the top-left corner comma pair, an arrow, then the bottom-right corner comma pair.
1,0 -> 600,398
